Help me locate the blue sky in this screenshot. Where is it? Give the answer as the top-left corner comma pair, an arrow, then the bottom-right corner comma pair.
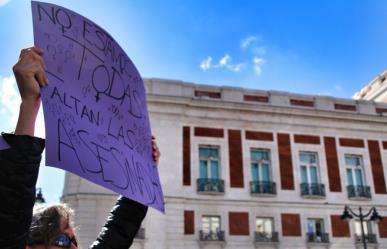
0,0 -> 386,203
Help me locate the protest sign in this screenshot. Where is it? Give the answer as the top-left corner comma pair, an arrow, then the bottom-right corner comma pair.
31,1 -> 164,212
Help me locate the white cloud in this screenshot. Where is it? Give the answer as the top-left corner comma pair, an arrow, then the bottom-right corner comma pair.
241,36 -> 259,49
0,75 -> 20,123
219,54 -> 231,66
217,54 -> 246,72
200,56 -> 212,71
200,34 -> 267,75
200,54 -> 245,73
0,75 -> 45,137
227,63 -> 245,72
0,0 -> 11,7
253,56 -> 265,76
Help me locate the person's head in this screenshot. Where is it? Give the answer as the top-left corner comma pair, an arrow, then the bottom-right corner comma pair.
26,204 -> 78,249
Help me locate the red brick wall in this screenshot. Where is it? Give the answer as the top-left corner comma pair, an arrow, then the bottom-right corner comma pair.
334,103 -> 357,111
324,137 -> 342,192
245,131 -> 274,141
184,210 -> 195,234
294,134 -> 321,144
368,140 -> 387,194
281,213 -> 301,236
194,127 -> 224,138
228,130 -> 244,188
183,127 -> 191,186
339,138 -> 365,148
290,99 -> 314,107
244,95 -> 269,103
229,212 -> 250,235
378,218 -> 387,238
376,107 -> 387,114
195,90 -> 221,99
331,215 -> 350,237
277,133 -> 294,190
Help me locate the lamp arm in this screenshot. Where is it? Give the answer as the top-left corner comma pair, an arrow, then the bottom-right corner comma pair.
363,207 -> 375,218
346,206 -> 361,218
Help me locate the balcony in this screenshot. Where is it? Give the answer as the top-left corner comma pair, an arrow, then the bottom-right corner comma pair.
199,230 -> 225,241
250,181 -> 276,195
197,178 -> 225,194
134,228 -> 145,239
307,232 -> 330,243
255,231 -> 279,243
347,185 -> 371,200
300,183 -> 326,198
355,234 -> 377,244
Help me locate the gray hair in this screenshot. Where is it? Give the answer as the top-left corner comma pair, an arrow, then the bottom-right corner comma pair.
27,203 -> 75,248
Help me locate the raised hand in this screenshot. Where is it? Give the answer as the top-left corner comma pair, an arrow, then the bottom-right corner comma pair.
13,47 -> 48,136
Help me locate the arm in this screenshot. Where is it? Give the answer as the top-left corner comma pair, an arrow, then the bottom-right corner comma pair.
0,47 -> 47,249
89,197 -> 148,249
90,138 -> 161,249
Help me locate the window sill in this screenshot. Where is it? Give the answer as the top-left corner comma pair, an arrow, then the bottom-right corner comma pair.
197,191 -> 225,195
198,240 -> 226,249
355,242 -> 378,249
301,194 -> 326,200
254,241 -> 279,249
306,242 -> 330,249
251,192 -> 277,197
348,196 -> 372,201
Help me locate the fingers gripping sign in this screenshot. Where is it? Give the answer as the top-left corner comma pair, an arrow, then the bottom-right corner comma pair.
13,47 -> 49,101
13,46 -> 49,136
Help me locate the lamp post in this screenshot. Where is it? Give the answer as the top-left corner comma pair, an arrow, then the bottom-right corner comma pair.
341,205 -> 382,249
35,187 -> 46,204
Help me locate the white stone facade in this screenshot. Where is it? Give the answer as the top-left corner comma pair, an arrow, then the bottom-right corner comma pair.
353,69 -> 387,102
62,78 -> 387,249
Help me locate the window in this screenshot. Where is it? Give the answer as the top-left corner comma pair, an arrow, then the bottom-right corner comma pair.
300,152 -> 319,184
354,220 -> 372,236
307,219 -> 324,236
199,146 -> 220,179
251,149 -> 271,182
200,215 -> 223,240
256,217 -> 274,234
345,155 -> 365,186
307,219 -> 327,243
202,215 -> 221,233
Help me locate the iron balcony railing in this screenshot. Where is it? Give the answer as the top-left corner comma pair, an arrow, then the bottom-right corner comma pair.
355,234 -> 377,244
199,230 -> 225,241
135,228 -> 145,239
306,232 -> 330,243
250,181 -> 277,195
197,178 -> 225,193
347,185 -> 371,199
254,231 -> 279,243
300,183 -> 326,197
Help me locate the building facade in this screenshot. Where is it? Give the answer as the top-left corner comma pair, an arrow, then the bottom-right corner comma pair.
353,70 -> 387,102
62,78 -> 387,249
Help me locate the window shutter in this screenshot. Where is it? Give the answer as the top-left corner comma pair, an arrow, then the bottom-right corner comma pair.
278,133 -> 294,190
229,130 -> 244,188
281,213 -> 301,236
184,210 -> 195,234
331,215 -> 350,237
229,212 -> 249,235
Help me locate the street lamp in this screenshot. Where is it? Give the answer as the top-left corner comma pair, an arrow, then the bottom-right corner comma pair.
35,187 -> 46,204
341,205 -> 383,249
